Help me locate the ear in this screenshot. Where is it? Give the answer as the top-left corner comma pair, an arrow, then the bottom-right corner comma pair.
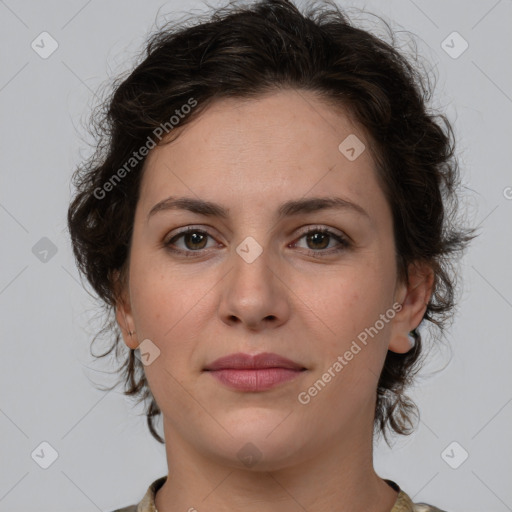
389,262 -> 434,354
112,269 -> 139,350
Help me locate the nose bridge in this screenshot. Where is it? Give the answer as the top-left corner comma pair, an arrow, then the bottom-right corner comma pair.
230,234 -> 276,301
218,233 -> 289,329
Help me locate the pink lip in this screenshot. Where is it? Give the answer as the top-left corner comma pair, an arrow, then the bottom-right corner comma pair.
204,352 -> 305,371
204,352 -> 306,391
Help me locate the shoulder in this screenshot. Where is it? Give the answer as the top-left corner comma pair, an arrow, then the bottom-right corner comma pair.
390,483 -> 448,512
108,475 -> 167,512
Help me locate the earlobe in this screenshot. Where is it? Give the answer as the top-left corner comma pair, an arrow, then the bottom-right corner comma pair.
388,262 -> 434,354
115,303 -> 139,350
112,270 -> 139,350
388,330 -> 415,354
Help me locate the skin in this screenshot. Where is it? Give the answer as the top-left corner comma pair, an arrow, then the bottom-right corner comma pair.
115,89 -> 433,512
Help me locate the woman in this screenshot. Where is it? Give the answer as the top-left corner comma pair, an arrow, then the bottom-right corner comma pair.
67,0 -> 473,510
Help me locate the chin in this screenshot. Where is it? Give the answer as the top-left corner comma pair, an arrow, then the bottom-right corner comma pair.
200,409 -> 309,470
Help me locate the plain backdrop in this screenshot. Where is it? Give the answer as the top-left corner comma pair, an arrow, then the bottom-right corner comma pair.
1,0 -> 511,511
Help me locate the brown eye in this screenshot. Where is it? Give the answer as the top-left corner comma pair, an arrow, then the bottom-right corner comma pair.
164,228 -> 216,255
181,231 -> 208,250
305,231 -> 331,250
291,227 -> 350,257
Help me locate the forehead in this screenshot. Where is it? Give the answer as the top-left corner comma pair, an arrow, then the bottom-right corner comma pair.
137,90 -> 388,221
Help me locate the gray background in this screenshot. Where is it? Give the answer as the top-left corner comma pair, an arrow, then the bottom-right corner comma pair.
1,0 -> 511,511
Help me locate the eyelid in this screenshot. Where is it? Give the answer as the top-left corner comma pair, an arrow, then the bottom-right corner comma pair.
290,225 -> 351,251
164,224 -> 221,242
164,224 -> 348,243
163,223 -> 351,258
294,224 -> 348,240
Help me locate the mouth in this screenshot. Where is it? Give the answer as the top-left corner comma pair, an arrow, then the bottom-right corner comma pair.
203,352 -> 307,392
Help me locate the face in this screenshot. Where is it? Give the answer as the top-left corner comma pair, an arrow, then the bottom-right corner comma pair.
116,89 -> 427,470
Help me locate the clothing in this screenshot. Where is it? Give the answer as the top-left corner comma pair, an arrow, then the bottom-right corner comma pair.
111,475 -> 447,512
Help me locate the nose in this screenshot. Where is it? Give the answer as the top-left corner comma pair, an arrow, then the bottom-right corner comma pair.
217,243 -> 291,332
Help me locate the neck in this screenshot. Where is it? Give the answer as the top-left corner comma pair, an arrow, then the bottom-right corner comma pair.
155,419 -> 398,512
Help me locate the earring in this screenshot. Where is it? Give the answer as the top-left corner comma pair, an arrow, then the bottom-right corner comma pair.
128,330 -> 136,337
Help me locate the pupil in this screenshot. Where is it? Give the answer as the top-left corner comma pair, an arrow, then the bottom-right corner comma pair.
309,232 -> 328,249
183,231 -> 330,251
187,232 -> 206,249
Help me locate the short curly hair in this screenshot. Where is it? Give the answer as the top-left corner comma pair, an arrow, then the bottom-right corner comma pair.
67,0 -> 474,444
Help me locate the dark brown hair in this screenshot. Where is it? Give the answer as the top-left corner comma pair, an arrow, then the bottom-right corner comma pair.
67,0 -> 474,444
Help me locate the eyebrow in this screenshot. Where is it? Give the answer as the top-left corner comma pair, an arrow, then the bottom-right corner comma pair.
147,195 -> 369,222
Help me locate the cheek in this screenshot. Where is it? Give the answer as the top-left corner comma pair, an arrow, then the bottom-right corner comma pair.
310,263 -> 393,343
127,263 -> 210,408
131,270 -> 173,335
128,251 -> 225,378
128,258 -> 202,355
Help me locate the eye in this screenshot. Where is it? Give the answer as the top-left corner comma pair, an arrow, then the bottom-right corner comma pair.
290,227 -> 350,257
162,225 -> 350,258
163,227 -> 219,256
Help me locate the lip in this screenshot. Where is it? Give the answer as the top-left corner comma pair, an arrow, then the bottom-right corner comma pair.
204,352 -> 305,371
204,352 -> 307,392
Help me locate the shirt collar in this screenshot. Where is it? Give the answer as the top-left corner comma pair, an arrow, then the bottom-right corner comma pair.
135,476 -> 417,512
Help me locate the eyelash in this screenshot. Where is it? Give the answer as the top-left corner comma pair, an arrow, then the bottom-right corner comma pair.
162,226 -> 351,259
